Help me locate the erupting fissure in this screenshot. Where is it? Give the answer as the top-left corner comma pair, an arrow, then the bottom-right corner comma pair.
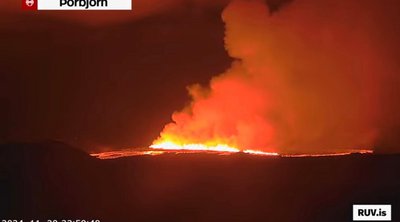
149,141 -> 279,156
91,147 -> 373,159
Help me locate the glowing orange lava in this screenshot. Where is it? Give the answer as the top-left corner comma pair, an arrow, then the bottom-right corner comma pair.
243,149 -> 279,156
90,140 -> 373,159
281,149 -> 374,158
150,140 -> 280,156
150,141 -> 240,153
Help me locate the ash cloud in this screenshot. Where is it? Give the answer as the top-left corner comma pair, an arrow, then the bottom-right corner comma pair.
155,0 -> 400,153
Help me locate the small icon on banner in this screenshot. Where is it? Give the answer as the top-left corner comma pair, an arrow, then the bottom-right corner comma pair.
22,0 -> 37,10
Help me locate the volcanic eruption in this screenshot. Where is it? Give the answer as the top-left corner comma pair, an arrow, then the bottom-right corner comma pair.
150,0 -> 400,155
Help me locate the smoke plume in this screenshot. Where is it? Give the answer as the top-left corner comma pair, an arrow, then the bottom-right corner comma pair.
154,0 -> 400,154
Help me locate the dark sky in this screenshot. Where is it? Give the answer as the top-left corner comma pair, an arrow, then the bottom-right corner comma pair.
0,1 -> 243,151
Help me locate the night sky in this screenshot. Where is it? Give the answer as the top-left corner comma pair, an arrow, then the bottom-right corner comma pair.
1,1 -> 234,151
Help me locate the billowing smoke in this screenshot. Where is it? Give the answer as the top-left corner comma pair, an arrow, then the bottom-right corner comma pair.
153,0 -> 400,154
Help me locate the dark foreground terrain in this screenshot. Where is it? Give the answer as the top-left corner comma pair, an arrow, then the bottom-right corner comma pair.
1,142 -> 399,222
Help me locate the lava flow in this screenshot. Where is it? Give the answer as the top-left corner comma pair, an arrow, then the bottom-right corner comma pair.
150,141 -> 279,156
90,141 -> 373,160
150,141 -> 241,153
149,140 -> 372,157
